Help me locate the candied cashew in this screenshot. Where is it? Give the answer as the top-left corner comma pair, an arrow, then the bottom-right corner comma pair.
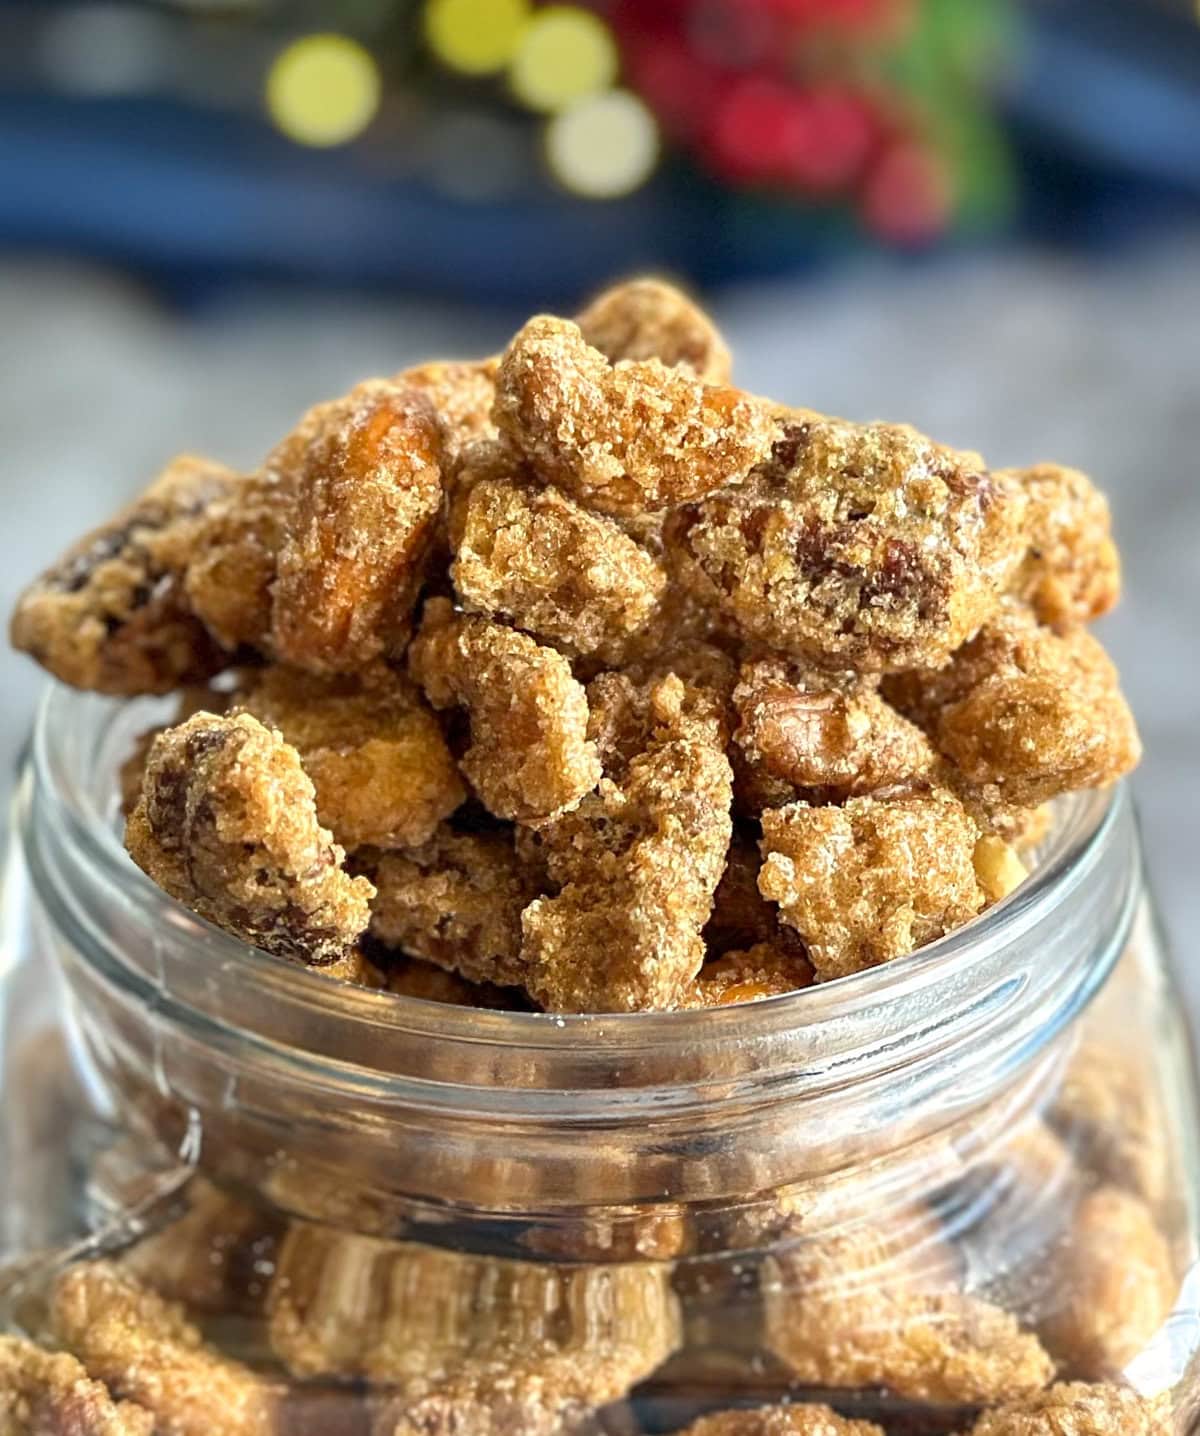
666,417 -> 1026,673
521,733 -> 733,1012
493,315 -> 776,517
576,277 -> 733,384
10,454 -> 236,694
967,1381 -> 1170,1435
450,441 -> 667,656
408,599 -> 601,823
884,606 -> 1141,807
49,1262 -> 278,1436
758,790 -> 986,980
395,357 -> 500,462
677,1407 -> 884,1436
124,711 -> 373,964
271,380 -> 444,673
234,663 -> 464,849
357,828 -> 539,989
1004,462 -> 1121,626
0,1334 -> 153,1436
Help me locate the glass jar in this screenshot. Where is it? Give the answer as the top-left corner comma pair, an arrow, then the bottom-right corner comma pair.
2,681 -> 1199,1435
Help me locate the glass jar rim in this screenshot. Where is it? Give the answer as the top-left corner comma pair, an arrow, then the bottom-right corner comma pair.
20,681 -> 1138,1121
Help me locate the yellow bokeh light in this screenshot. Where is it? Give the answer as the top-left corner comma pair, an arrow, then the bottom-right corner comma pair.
545,89 -> 659,199
425,0 -> 531,76
267,34 -> 381,148
510,6 -> 618,114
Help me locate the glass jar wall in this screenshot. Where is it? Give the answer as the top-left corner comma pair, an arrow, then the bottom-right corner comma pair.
1,683 -> 1198,1435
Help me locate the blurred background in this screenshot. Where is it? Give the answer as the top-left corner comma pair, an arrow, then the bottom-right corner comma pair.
0,0 -> 1197,1002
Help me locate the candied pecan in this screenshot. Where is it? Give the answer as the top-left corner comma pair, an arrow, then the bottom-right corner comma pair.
49,1262 -> 278,1436
271,380 -> 444,672
575,277 -> 732,384
758,790 -> 986,980
395,356 -> 500,462
124,711 -> 374,964
450,441 -> 667,656
521,733 -> 733,1011
234,663 -> 464,849
884,606 -> 1141,807
357,828 -> 540,989
666,417 -> 1026,672
732,656 -> 936,805
677,1407 -> 884,1436
682,943 -> 814,1007
10,454 -> 237,694
968,1381 -> 1170,1435
493,315 -> 776,517
408,599 -> 601,823
0,1334 -> 153,1436
1004,462 -> 1121,626
1038,1187 -> 1175,1380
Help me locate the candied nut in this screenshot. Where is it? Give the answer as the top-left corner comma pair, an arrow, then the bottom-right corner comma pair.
682,944 -> 815,1007
266,1225 -> 680,1394
1004,462 -> 1121,626
1038,1187 -> 1175,1380
967,1381 -> 1170,1435
972,834 -> 1029,904
11,454 -> 237,695
884,606 -> 1141,807
124,711 -> 374,964
357,828 -> 540,989
666,417 -> 1026,672
49,1262 -> 278,1436
677,1406 -> 884,1436
409,599 -> 601,823
732,657 -> 936,805
269,380 -> 444,673
185,474 -> 284,655
118,685 -> 229,816
758,790 -> 985,980
234,663 -> 464,849
395,357 -> 500,462
450,441 -> 667,656
0,1334 -> 153,1436
575,277 -> 732,384
493,315 -> 776,517
521,733 -> 733,1011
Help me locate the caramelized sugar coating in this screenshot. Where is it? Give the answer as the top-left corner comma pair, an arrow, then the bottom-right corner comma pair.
450,441 -> 667,656
678,1407 -> 884,1436
0,1334 -> 153,1436
493,316 -> 776,517
521,734 -> 733,1011
732,656 -> 937,805
1038,1187 -> 1175,1381
682,943 -> 815,1007
758,790 -> 985,980
968,1382 -> 1170,1435
272,381 -> 444,673
358,827 -> 540,989
666,418 -> 1026,673
1004,462 -> 1121,626
409,599 -> 601,823
395,356 -> 500,462
11,454 -> 236,695
234,663 -> 464,849
884,605 -> 1142,807
50,1262 -> 278,1436
575,277 -> 733,384
125,712 -> 373,964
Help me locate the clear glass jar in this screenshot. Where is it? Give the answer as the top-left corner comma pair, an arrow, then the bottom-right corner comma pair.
2,682 -> 1199,1435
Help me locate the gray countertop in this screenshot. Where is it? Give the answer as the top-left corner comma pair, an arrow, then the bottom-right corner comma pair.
1,239 -> 1195,1012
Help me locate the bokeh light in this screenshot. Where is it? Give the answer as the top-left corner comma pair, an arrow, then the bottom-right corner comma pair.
266,34 -> 382,147
425,0 -> 531,77
510,6 -> 619,113
545,89 -> 659,198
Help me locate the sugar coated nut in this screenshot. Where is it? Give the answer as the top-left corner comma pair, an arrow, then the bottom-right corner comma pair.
124,711 -> 373,964
575,276 -> 733,384
394,356 -> 500,462
677,1406 -> 884,1435
494,315 -> 776,517
967,1381 -> 1170,1435
10,454 -> 237,694
0,1333 -> 154,1436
